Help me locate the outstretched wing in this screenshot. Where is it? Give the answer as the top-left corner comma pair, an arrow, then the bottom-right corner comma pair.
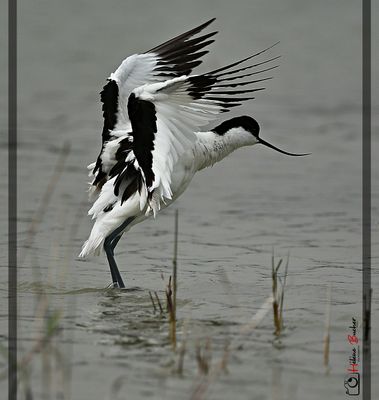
110,17 -> 218,130
114,44 -> 279,214
90,18 -> 218,193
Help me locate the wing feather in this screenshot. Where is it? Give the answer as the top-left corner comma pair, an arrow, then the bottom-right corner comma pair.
90,19 -> 218,196
110,18 -> 217,130
90,20 -> 279,218
119,43 -> 278,214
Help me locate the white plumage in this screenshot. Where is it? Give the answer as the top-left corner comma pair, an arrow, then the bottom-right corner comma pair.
79,18 -> 306,288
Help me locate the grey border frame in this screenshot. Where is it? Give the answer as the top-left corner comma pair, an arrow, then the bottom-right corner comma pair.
362,0 -> 371,399
8,0 -> 17,398
7,2 -> 372,400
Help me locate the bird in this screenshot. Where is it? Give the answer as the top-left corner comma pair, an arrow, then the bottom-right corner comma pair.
79,18 -> 308,288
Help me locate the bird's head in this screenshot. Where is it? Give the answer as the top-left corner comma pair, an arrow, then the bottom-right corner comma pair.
212,116 -> 309,156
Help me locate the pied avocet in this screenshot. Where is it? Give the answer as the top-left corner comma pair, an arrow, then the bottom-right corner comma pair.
79,18 -> 307,287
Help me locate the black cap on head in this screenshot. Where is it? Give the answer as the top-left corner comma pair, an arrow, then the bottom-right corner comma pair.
212,116 -> 260,137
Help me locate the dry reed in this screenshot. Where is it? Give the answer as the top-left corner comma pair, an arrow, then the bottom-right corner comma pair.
271,252 -> 289,337
323,283 -> 332,371
148,291 -> 157,313
165,275 -> 176,349
154,291 -> 164,314
149,211 -> 179,349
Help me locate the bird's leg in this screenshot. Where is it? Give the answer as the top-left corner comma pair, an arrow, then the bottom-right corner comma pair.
104,238 -> 124,288
103,217 -> 135,289
111,234 -> 122,249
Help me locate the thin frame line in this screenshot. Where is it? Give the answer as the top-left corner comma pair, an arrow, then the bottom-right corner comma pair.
8,0 -> 17,399
362,0 -> 371,399
5,3 -> 373,400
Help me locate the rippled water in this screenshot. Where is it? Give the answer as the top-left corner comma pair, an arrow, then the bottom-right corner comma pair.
1,1 -> 378,399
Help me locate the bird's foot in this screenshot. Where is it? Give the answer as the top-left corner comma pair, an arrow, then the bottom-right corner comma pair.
105,281 -> 126,289
106,281 -> 120,289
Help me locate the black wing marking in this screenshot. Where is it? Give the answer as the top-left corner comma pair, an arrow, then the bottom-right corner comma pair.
185,42 -> 280,111
92,79 -> 119,185
108,137 -> 144,205
100,79 -> 119,142
127,93 -> 157,190
103,93 -> 157,205
147,18 -> 218,78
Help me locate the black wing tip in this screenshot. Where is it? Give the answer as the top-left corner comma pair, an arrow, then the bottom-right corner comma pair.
206,42 -> 281,76
185,18 -> 216,32
205,88 -> 265,95
212,77 -> 273,89
201,17 -> 217,27
208,56 -> 282,81
146,18 -> 217,54
146,19 -> 218,77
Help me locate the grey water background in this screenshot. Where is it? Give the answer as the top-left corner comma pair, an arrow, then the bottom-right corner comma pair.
1,0 -> 379,399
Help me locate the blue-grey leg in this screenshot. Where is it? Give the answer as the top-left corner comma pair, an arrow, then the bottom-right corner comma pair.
111,234 -> 122,249
104,217 -> 135,288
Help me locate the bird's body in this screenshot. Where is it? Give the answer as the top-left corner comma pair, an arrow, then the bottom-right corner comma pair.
79,19 -> 306,287
81,124 -> 255,255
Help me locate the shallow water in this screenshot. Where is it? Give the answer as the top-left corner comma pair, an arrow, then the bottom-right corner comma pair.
1,1 -> 379,399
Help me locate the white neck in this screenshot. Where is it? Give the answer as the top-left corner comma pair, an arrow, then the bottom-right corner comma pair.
193,127 -> 258,171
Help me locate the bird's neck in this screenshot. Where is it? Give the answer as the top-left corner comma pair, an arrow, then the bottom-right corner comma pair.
194,127 -> 257,171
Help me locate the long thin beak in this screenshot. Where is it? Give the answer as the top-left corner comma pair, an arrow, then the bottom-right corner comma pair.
258,138 -> 310,156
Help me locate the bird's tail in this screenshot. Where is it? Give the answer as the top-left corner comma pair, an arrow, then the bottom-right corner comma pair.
79,231 -> 105,258
79,196 -> 141,258
78,213 -> 117,258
